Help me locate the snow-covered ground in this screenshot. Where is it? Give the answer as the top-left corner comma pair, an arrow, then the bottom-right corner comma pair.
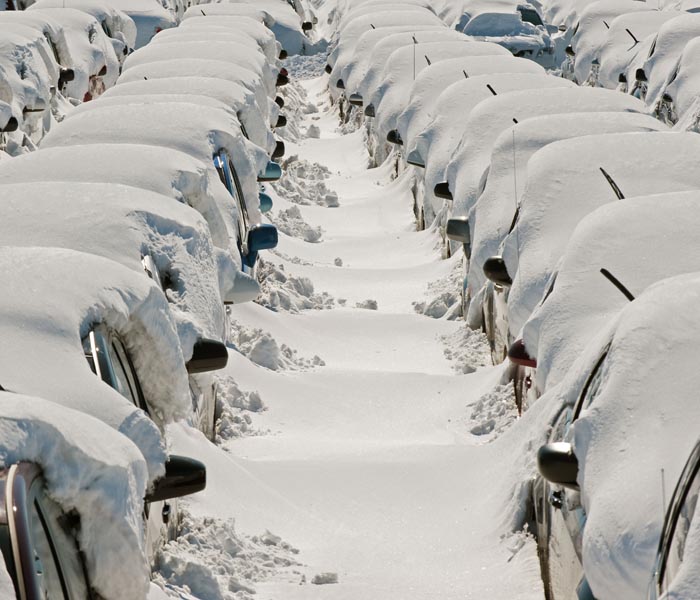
161,61 -> 545,600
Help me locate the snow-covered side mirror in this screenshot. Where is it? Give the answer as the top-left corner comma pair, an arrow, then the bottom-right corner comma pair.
279,49 -> 288,60
507,339 -> 537,368
302,21 -> 313,32
248,224 -> 278,253
146,455 -> 206,503
483,256 -> 512,287
537,443 -> 579,490
258,161 -> 282,182
273,140 -> 285,160
386,130 -> 403,146
275,114 -> 287,128
0,117 -> 18,133
224,270 -> 260,305
259,192 -> 273,213
364,104 -> 375,118
349,93 -> 363,107
446,217 -> 470,244
433,182 -> 452,201
406,149 -> 425,168
186,338 -> 228,374
276,70 -> 289,87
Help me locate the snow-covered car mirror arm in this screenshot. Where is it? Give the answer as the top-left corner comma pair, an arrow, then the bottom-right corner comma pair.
145,455 -> 206,503
185,338 -> 228,374
538,442 -> 579,490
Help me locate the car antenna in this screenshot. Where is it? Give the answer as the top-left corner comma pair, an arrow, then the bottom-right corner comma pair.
600,268 -> 635,301
412,35 -> 418,80
602,19 -> 610,29
424,55 -> 431,66
625,28 -> 640,47
200,8 -> 205,15
512,118 -> 518,124
661,467 -> 668,596
143,76 -> 148,80
370,23 -> 376,29
487,83 -> 497,95
463,70 -> 469,79
600,167 -> 624,199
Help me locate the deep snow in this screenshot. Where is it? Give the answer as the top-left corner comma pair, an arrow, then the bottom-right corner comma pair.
165,63 -> 545,600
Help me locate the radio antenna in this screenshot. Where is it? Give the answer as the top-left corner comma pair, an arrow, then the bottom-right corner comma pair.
600,269 -> 635,301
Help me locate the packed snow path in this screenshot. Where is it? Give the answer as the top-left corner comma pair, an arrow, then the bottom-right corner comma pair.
171,70 -> 545,600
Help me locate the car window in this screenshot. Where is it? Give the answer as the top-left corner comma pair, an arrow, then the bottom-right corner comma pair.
29,499 -> 67,599
572,349 -> 609,420
664,464 -> 700,587
109,337 -> 147,412
214,150 -> 249,248
519,7 -> 543,26
648,35 -> 657,59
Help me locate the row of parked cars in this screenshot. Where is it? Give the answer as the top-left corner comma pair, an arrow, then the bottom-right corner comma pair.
0,0 -> 318,598
327,0 -> 700,598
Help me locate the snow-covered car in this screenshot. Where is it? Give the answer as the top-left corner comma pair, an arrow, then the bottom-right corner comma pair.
561,0 -> 653,84
498,132 -> 700,346
392,53 -> 538,163
27,0 -> 137,61
649,436 -> 700,599
103,77 -> 277,156
41,102 -> 277,271
629,12 -> 700,105
468,111 -> 665,366
411,72 -> 574,235
0,180 -> 234,437
536,271 -> 700,599
653,36 -> 700,127
101,0 -> 175,49
460,10 -> 555,67
0,392 -> 205,600
520,191 -> 700,402
24,8 -> 120,101
184,1 -> 310,55
592,10 -> 678,90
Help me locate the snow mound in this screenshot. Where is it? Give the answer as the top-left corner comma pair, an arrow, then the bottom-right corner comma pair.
413,258 -> 464,319
270,205 -> 324,243
214,376 -> 268,442
355,299 -> 378,310
468,383 -> 518,439
311,572 -> 339,585
441,328 -> 491,374
230,321 -> 326,371
255,259 -> 335,312
275,79 -> 320,143
284,49 -> 329,79
155,511 -> 301,600
275,155 -> 339,207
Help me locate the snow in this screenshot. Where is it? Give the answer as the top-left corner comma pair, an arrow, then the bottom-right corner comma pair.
0,246 -> 182,477
0,392 -> 152,600
0,180 -> 229,354
661,36 -> 700,127
503,131 -> 700,338
468,111 -> 667,304
101,0 -> 175,49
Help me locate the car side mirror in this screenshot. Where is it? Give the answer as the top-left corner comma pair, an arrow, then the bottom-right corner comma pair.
433,182 -> 452,201
508,339 -> 536,368
483,256 -> 512,287
445,217 -> 470,244
145,455 -> 206,503
335,78 -> 345,90
538,443 -> 579,490
258,161 -> 282,182
275,96 -> 285,109
272,140 -> 285,159
59,68 -> 75,87
275,114 -> 287,128
259,192 -> 273,213
279,49 -> 288,60
364,103 -> 375,117
276,72 -> 289,87
248,223 -> 278,253
349,93 -> 363,106
565,45 -> 575,57
1,116 -> 18,133
386,129 -> 403,145
186,338 -> 228,373
302,21 -> 313,31
406,149 -> 425,168
325,64 -> 332,74
98,65 -> 108,76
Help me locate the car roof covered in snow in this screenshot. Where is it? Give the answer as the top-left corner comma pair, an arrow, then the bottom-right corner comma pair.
445,87 -> 645,219
0,181 -> 228,352
596,10 -> 678,89
569,0 -> 654,85
103,76 -> 274,154
468,111 -> 666,306
502,131 -> 700,337
522,191 -> 700,396
638,12 -> 700,106
370,40 -> 509,140
0,391 -> 152,600
396,54 -> 539,152
0,245 -> 188,474
547,270 -> 700,598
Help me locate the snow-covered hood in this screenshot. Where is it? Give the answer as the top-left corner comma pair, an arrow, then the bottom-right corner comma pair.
103,76 -> 275,155
103,0 -> 175,49
0,392 -> 152,600
445,87 -> 645,221
502,131 -> 700,338
0,181 -> 229,353
0,246 -> 187,474
461,11 -> 552,55
396,53 -> 536,155
567,272 -> 700,598
468,111 -> 666,302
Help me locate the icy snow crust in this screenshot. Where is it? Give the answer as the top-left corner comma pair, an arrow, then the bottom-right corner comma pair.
396,53 -> 537,155
40,102 -> 268,260
522,192 -> 700,395
0,247 -> 176,476
0,392 -> 151,600
102,77 -> 275,155
467,111 -> 667,301
444,87 -> 645,223
0,181 -> 228,354
563,273 -> 700,598
414,73 -> 575,223
503,131 -> 700,338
